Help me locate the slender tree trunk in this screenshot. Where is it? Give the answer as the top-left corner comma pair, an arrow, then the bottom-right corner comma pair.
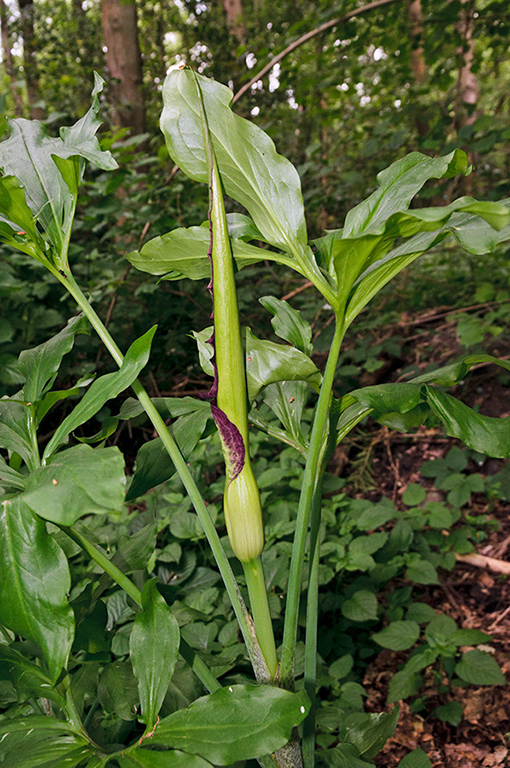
454,0 -> 480,129
101,0 -> 146,134
223,0 -> 246,44
0,0 -> 24,115
18,0 -> 43,119
407,0 -> 428,136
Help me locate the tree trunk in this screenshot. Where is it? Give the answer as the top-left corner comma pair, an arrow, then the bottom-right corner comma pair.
223,0 -> 246,44
0,0 -> 24,115
407,0 -> 428,136
18,0 -> 43,119
454,0 -> 480,129
101,0 -> 146,135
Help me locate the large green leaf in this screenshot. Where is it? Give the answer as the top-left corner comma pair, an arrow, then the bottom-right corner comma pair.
0,496 -> 74,682
160,69 -> 309,259
0,397 -> 36,467
324,195 -> 510,323
0,717 -> 89,768
43,326 -> 156,459
259,295 -> 313,355
0,455 -> 26,492
22,444 -> 126,525
0,645 -> 65,705
118,751 -> 213,768
0,74 -> 116,263
0,175 -> 46,261
127,224 -> 293,280
245,328 -> 321,401
130,579 -> 180,728
148,684 -> 309,764
343,151 -> 469,238
18,315 -> 89,404
425,386 -> 510,458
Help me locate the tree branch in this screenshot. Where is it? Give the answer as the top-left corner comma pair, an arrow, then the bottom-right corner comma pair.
233,0 -> 402,104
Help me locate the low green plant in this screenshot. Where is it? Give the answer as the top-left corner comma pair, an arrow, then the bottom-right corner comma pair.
0,69 -> 510,768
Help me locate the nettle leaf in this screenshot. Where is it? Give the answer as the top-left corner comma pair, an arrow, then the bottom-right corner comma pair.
245,328 -> 321,401
0,496 -> 74,682
130,579 -> 180,728
372,621 -> 420,651
128,224 -> 293,280
160,69 -> 309,260
344,707 -> 400,760
397,748 -> 432,768
319,743 -> 375,767
0,74 -> 116,262
341,591 -> 379,623
18,315 -> 89,404
148,684 -> 310,764
22,444 -> 125,526
43,326 -> 156,459
455,649 -> 506,685
259,296 -> 313,355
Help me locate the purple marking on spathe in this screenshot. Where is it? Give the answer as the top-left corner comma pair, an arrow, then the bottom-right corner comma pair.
211,404 -> 245,480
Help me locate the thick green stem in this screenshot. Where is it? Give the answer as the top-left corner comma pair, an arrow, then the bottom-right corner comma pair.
280,317 -> 345,687
302,487 -> 323,768
52,268 -> 263,679
61,525 -> 221,695
243,557 -> 278,679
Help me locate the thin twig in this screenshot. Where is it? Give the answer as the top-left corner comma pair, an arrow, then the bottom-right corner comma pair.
233,0 -> 401,104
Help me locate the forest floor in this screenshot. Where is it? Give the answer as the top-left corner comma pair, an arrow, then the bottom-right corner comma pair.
359,312 -> 510,767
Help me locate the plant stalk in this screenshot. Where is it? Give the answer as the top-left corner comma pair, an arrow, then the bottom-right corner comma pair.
61,524 -> 221,694
243,557 -> 278,678
302,487 -> 323,768
52,267 -> 263,678
280,316 -> 345,687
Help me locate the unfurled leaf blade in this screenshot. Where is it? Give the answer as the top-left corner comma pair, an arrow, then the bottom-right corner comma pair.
43,326 -> 156,459
18,315 -> 89,404
343,151 -> 469,238
130,579 -> 180,728
424,386 -> 510,458
127,226 -> 292,280
148,684 -> 309,764
118,751 -> 213,768
160,70 -> 308,259
22,444 -> 126,525
0,497 -> 74,682
246,328 -> 321,401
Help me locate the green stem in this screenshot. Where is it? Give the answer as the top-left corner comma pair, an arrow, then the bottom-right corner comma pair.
280,316 -> 345,687
302,487 -> 323,768
243,557 -> 278,679
53,268 -> 264,677
61,524 -> 221,695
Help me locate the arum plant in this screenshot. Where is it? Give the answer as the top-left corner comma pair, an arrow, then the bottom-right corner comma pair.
0,68 -> 509,768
